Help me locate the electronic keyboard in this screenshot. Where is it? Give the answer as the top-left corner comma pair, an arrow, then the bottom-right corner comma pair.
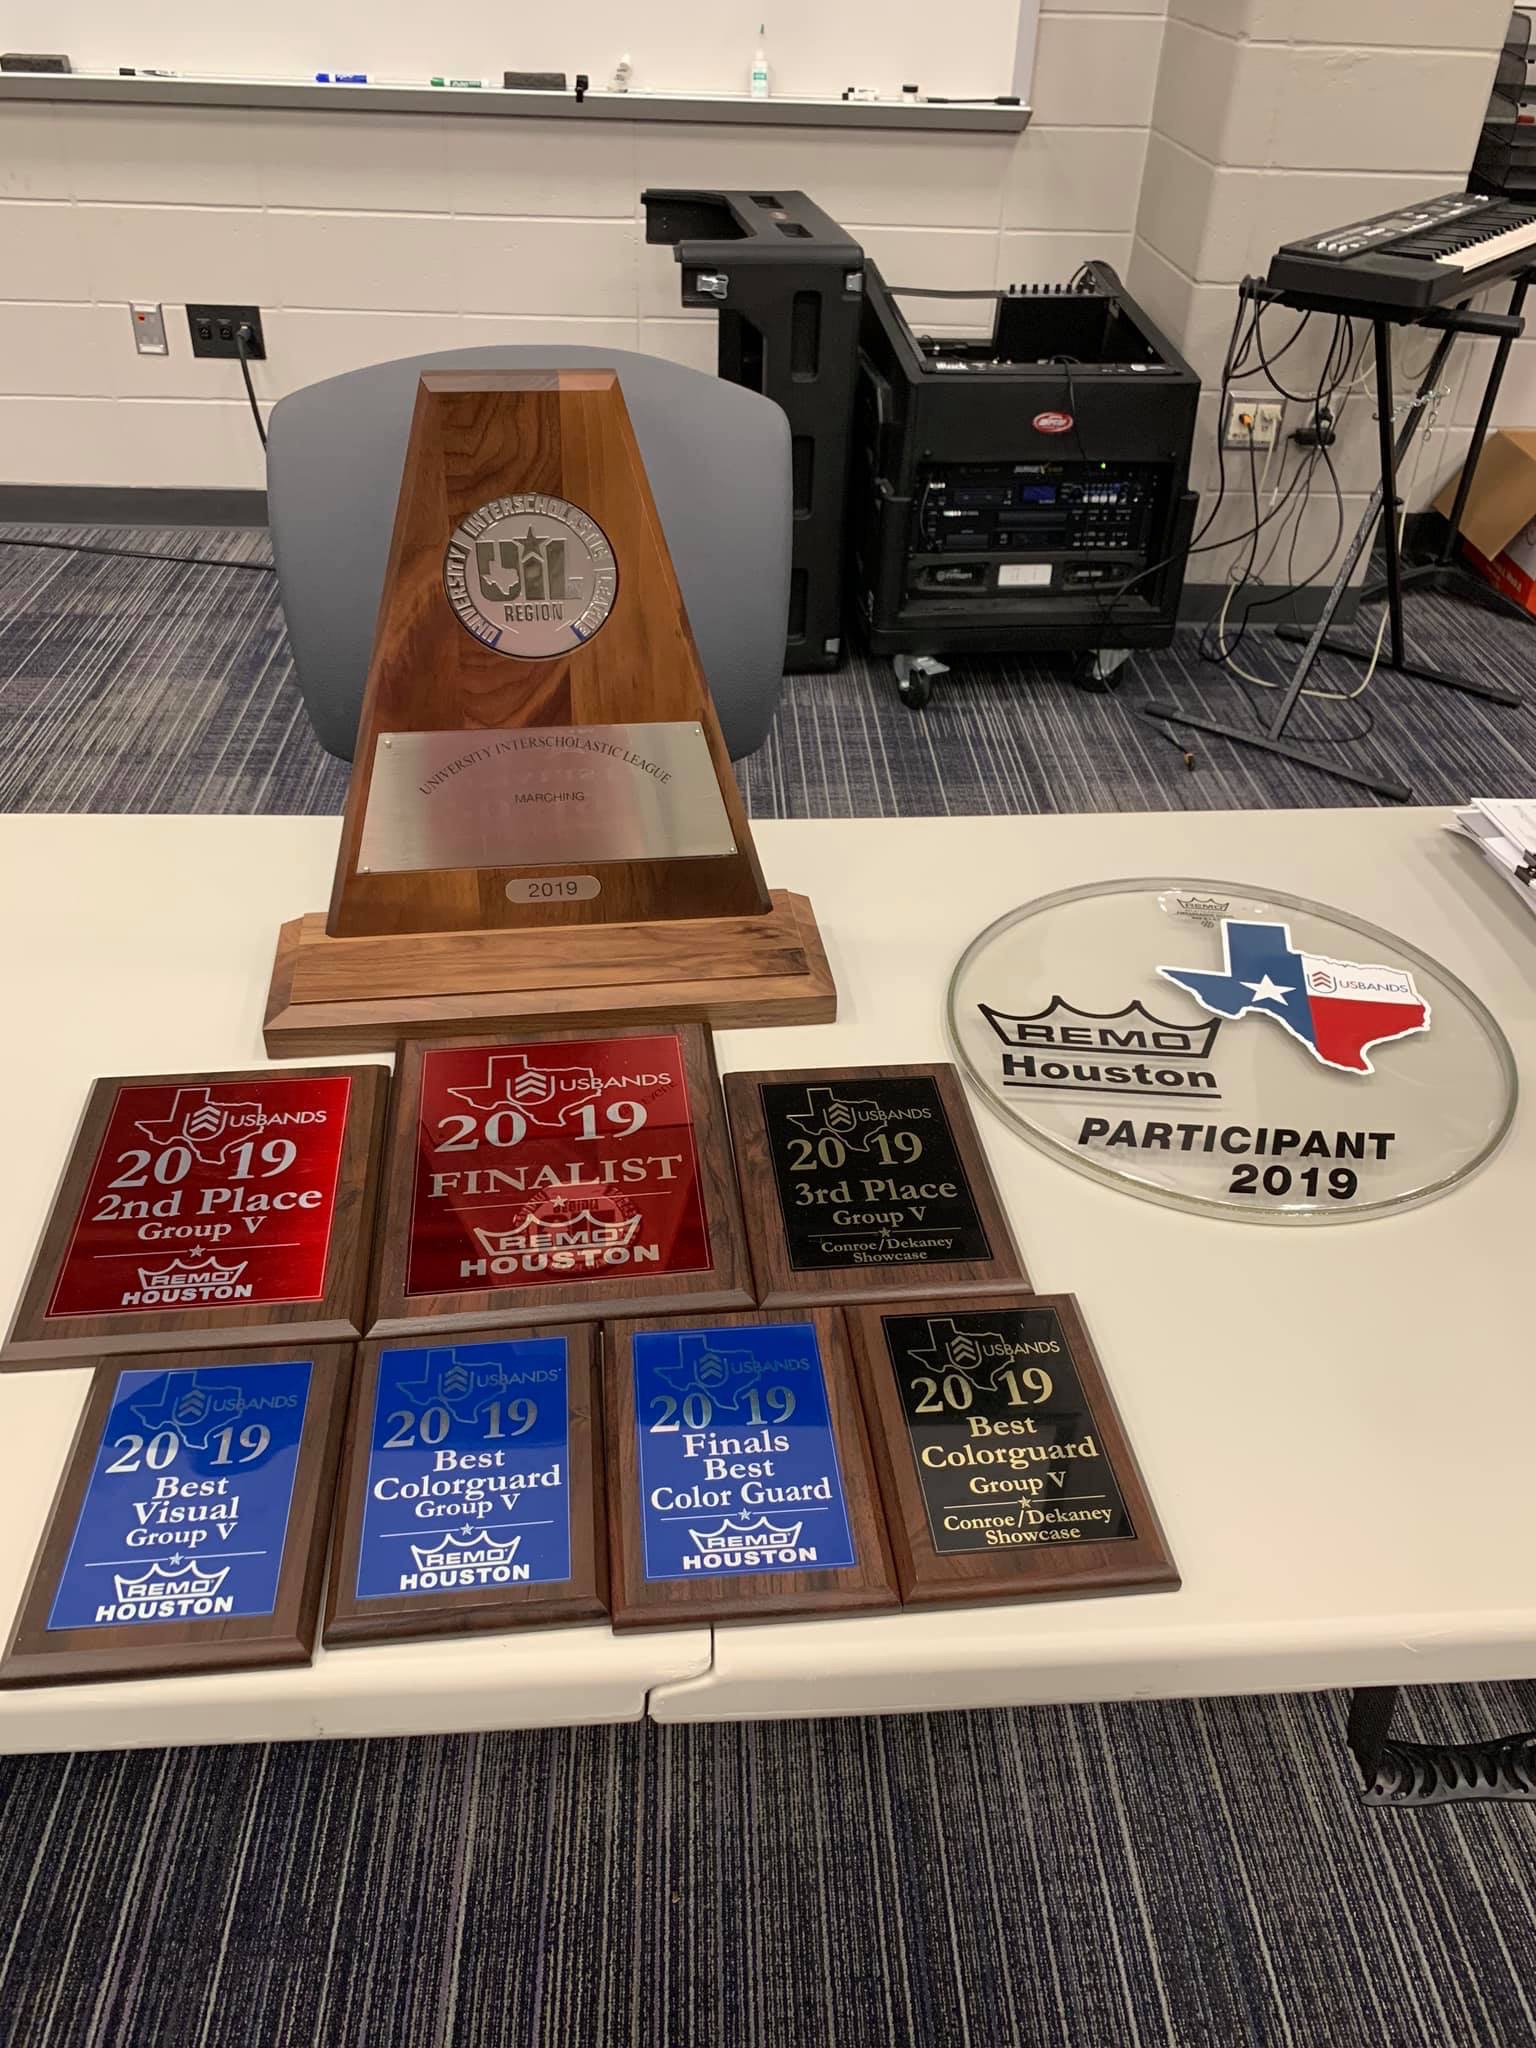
1267,191 -> 1536,313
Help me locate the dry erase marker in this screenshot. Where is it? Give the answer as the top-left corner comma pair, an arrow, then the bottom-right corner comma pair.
315,71 -> 369,83
430,76 -> 487,87
118,67 -> 181,77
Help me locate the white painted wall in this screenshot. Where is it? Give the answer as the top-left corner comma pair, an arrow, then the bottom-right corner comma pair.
0,5 -> 1166,491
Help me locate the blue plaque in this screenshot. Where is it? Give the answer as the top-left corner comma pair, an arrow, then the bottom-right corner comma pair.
47,1358 -> 314,1632
631,1321 -> 857,1582
355,1338 -> 572,1601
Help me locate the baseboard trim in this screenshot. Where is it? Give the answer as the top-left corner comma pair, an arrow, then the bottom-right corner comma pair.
1181,581 -> 1362,628
0,485 -> 268,527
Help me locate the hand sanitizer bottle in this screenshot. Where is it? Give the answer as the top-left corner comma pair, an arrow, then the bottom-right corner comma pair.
750,25 -> 770,98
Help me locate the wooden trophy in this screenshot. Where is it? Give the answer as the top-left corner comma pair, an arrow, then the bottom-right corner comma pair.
265,370 -> 834,1054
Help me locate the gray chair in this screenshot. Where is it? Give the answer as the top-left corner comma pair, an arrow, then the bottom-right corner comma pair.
265,346 -> 791,762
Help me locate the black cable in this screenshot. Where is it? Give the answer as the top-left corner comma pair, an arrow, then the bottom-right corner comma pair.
235,326 -> 267,450
0,536 -> 275,573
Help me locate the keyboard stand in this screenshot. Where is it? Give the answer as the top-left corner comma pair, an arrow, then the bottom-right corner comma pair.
1356,272 -> 1534,626
1141,289 -> 1525,803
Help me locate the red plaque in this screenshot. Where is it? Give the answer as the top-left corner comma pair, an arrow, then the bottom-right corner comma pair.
4,1067 -> 388,1367
370,1026 -> 752,1336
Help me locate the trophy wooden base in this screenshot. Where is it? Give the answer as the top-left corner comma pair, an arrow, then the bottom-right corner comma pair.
264,890 -> 835,1056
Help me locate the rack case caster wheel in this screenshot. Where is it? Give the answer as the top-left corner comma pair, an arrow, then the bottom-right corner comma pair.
894,653 -> 948,710
1072,647 -> 1131,694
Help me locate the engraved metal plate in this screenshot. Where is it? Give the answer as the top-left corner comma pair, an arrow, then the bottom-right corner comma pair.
357,723 -> 736,874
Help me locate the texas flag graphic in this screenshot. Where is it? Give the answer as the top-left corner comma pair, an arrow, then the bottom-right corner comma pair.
1157,919 -> 1430,1075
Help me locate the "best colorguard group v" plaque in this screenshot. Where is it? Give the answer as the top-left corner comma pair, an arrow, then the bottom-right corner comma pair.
3,1067 -> 387,1367
724,1064 -> 1027,1307
325,1324 -> 606,1645
845,1294 -> 1177,1609
369,1025 -> 751,1335
0,1345 -> 351,1686
604,1308 -> 897,1629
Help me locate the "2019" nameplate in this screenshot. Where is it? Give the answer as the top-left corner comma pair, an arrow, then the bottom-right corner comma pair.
723,1064 -> 1027,1307
2,1067 -> 388,1367
325,1324 -> 607,1644
369,1028 -> 751,1335
0,1345 -> 350,1686
603,1308 -> 897,1629
845,1294 -> 1177,1610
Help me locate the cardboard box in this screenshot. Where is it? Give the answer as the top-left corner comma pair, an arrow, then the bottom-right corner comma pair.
1434,427 -> 1536,615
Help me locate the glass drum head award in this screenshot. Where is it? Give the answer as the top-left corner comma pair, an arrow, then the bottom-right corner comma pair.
949,880 -> 1516,1223
264,370 -> 833,1052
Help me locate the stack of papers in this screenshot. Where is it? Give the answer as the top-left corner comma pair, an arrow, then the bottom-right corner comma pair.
1449,796 -> 1536,918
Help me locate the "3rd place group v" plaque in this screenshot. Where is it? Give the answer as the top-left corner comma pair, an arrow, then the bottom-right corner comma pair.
3,1067 -> 388,1367
369,1026 -> 752,1335
724,1064 -> 1027,1307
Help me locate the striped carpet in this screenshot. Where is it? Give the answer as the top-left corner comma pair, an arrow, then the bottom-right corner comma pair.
3,526 -> 1536,2048
3,524 -> 1536,815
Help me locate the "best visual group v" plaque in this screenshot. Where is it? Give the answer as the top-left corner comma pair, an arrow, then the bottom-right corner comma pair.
845,1294 -> 1177,1609
0,1345 -> 351,1687
603,1308 -> 897,1629
369,1026 -> 751,1335
724,1064 -> 1027,1307
3,1067 -> 388,1367
325,1324 -> 606,1645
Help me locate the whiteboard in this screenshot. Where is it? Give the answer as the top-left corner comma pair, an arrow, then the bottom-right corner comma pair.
39,0 -> 1028,103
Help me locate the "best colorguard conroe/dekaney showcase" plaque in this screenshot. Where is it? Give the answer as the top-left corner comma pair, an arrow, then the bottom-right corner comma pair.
369,1025 -> 752,1336
603,1308 -> 897,1630
0,1345 -> 351,1687
845,1293 -> 1178,1609
724,1063 -> 1028,1307
2,1067 -> 388,1368
324,1324 -> 607,1645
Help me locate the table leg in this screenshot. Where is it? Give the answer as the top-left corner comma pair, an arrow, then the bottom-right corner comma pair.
1346,1685 -> 1536,1807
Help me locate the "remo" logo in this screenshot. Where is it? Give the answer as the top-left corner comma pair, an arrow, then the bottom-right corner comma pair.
444,493 -> 617,660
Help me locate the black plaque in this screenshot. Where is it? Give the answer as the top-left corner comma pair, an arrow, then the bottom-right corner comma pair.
762,1075 -> 992,1271
881,1304 -> 1135,1557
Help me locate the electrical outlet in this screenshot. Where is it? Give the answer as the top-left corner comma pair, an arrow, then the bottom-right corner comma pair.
130,302 -> 167,356
187,304 -> 266,360
1224,398 -> 1283,451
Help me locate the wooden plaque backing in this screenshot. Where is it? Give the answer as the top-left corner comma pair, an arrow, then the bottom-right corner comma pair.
369,1024 -> 753,1338
846,1293 -> 1178,1610
0,1343 -> 352,1688
603,1306 -> 899,1631
723,1063 -> 1029,1308
2,1066 -> 389,1369
324,1322 -> 607,1647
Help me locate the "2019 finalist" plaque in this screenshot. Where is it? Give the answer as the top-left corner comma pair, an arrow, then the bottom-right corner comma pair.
0,1344 -> 351,1687
2,1066 -> 388,1368
845,1294 -> 1177,1609
369,1026 -> 752,1335
723,1064 -> 1028,1307
603,1308 -> 897,1629
324,1324 -> 606,1645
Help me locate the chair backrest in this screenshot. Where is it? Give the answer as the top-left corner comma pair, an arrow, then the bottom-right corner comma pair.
265,345 -> 791,762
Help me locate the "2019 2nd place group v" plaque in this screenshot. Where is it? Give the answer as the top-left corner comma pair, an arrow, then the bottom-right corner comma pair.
369,1026 -> 751,1336
724,1064 -> 1027,1307
3,1067 -> 388,1367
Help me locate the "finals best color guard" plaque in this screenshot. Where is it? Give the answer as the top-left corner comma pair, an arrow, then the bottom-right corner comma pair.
0,1345 -> 351,1687
724,1064 -> 1027,1307
603,1308 -> 897,1630
369,1025 -> 752,1335
845,1294 -> 1177,1609
325,1324 -> 606,1646
3,1067 -> 388,1367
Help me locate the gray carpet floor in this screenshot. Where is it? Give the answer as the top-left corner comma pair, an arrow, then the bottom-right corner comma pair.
2,525 -> 1535,2048
3,523 -> 1535,815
